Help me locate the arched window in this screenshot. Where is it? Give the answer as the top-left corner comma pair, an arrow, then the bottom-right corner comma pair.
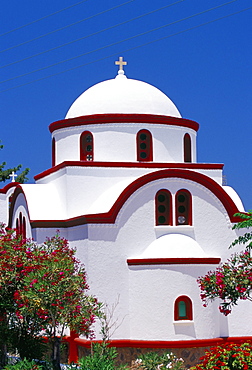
175,189 -> 192,225
155,189 -> 172,226
16,212 -> 26,239
80,131 -> 94,161
137,129 -> 153,162
174,296 -> 193,321
19,212 -> 23,235
184,134 -> 192,163
22,216 -> 26,240
52,138 -> 56,167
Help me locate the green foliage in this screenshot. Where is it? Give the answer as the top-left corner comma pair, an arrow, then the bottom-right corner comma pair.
230,211 -> 252,251
3,358 -> 43,370
131,351 -> 185,370
189,342 -> 252,370
78,342 -> 117,370
0,143 -> 29,184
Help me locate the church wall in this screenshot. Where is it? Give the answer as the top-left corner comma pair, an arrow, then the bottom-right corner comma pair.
35,166 -> 225,222
52,123 -> 197,165
128,265 -> 221,340
51,176 -> 245,342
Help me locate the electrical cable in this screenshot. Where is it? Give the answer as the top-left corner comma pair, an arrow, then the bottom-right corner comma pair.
0,5 -> 250,94
0,0 -> 90,38
0,0 -> 135,54
0,0 -> 242,85
0,0 -> 186,70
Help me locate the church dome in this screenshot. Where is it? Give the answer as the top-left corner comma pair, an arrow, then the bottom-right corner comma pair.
65,70 -> 181,119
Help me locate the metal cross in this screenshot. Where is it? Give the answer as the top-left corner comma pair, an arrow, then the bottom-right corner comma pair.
10,171 -> 17,182
115,57 -> 127,71
86,155 -> 93,161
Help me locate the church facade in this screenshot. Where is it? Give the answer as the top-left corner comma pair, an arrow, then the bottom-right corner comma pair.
1,59 -> 251,355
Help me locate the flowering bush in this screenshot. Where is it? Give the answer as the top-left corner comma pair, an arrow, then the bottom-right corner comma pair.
198,249 -> 252,315
198,211 -> 252,315
189,342 -> 252,370
0,225 -> 102,370
130,351 -> 185,370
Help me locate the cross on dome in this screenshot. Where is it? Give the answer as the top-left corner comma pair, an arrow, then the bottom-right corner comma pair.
9,171 -> 17,182
115,57 -> 127,73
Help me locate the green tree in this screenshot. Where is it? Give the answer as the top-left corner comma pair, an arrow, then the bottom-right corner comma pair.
198,211 -> 252,315
0,226 -> 102,370
0,142 -> 29,183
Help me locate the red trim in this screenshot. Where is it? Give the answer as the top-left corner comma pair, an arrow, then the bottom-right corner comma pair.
0,182 -> 19,194
30,169 -> 241,228
127,257 -> 221,265
67,337 -> 252,349
65,331 -> 79,363
49,114 -> 199,133
34,161 -> 224,181
8,186 -> 31,229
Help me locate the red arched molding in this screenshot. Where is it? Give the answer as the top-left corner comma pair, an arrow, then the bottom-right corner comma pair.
175,189 -> 192,226
137,129 -> 153,162
155,189 -> 172,225
184,134 -> 191,163
174,296 -> 193,321
80,131 -> 94,161
11,170 -> 243,230
52,138 -> 56,167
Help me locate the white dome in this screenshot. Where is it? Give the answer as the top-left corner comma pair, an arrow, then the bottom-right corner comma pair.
65,71 -> 181,119
140,234 -> 207,259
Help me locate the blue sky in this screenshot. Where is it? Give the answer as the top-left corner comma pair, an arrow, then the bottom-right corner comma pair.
1,0 -> 252,210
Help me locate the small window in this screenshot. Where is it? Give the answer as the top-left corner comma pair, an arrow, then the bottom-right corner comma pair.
174,296 -> 193,321
175,189 -> 192,225
137,129 -> 153,162
80,131 -> 93,161
16,212 -> 26,239
155,190 -> 172,226
52,138 -> 56,167
184,134 -> 192,163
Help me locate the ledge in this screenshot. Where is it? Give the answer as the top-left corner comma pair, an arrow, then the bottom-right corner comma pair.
127,257 -> 221,266
173,320 -> 194,326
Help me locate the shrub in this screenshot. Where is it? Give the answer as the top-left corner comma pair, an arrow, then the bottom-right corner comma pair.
78,342 -> 117,370
131,351 -> 185,370
189,342 -> 252,370
3,358 -> 43,370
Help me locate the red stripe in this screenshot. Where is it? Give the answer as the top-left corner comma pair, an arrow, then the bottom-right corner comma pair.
49,113 -> 199,133
70,337 -> 252,349
34,161 -> 224,181
127,257 -> 221,265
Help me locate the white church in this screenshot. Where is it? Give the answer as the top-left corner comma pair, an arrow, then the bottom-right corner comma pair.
1,58 -> 251,357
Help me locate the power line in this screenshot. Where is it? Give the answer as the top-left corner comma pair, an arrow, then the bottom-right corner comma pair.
0,0 -> 186,70
0,0 -> 90,38
0,0 -> 135,54
1,5 -> 250,94
0,0 -> 241,85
